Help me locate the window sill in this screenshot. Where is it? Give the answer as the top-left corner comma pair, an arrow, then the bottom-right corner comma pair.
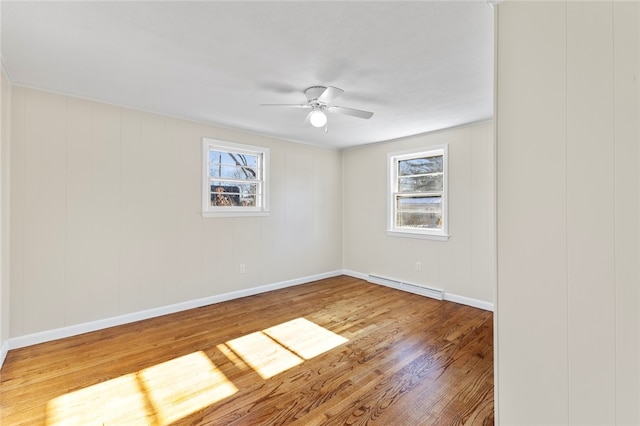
387,230 -> 450,241
202,210 -> 270,218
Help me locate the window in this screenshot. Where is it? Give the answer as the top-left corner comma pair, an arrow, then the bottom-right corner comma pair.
388,146 -> 448,240
202,139 -> 269,217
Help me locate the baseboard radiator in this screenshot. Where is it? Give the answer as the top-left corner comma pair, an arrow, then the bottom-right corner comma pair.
367,274 -> 444,301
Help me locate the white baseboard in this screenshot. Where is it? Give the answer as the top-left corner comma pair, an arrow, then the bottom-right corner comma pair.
342,269 -> 494,312
0,339 -> 8,369
342,269 -> 369,281
444,292 -> 494,312
4,268 -> 492,354
7,270 -> 343,351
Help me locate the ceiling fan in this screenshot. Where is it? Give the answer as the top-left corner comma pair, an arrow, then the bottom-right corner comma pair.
261,86 -> 374,131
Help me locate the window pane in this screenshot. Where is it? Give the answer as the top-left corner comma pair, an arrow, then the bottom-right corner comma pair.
210,184 -> 240,207
209,151 -> 259,181
398,174 -> 443,192
397,195 -> 442,211
398,155 -> 443,176
209,151 -> 258,168
396,212 -> 443,229
209,164 -> 258,180
396,196 -> 442,229
236,183 -> 258,207
210,183 -> 258,207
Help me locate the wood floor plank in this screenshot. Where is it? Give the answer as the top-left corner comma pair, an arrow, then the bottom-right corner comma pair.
0,276 -> 493,425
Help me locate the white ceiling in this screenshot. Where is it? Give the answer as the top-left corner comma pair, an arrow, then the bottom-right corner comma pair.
1,1 -> 494,149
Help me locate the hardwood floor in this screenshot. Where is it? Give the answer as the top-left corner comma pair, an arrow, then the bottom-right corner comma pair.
0,276 -> 494,425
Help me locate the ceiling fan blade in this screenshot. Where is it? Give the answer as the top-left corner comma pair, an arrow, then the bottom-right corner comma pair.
260,104 -> 311,109
317,86 -> 344,104
327,105 -> 374,119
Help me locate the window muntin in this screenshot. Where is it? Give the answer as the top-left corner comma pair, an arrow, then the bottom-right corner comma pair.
202,139 -> 269,216
389,147 -> 448,239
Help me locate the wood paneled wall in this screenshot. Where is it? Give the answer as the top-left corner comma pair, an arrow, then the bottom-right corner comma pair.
1,69 -> 12,363
496,2 -> 640,424
9,88 -> 343,338
342,121 -> 495,306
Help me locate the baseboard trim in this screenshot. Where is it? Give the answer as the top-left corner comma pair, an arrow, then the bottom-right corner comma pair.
342,269 -> 494,312
7,270 -> 342,351
443,292 -> 494,312
0,339 -> 8,369
5,268 -> 492,353
342,269 -> 368,281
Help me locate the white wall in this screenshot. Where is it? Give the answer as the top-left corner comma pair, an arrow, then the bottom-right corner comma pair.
343,121 -> 495,306
9,87 -> 343,338
0,69 -> 11,364
496,2 -> 639,424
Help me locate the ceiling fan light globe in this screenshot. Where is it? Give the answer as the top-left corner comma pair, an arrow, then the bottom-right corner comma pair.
309,110 -> 327,127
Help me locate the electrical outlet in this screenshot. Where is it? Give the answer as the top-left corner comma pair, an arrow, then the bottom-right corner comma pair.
239,264 -> 246,274
415,261 -> 422,271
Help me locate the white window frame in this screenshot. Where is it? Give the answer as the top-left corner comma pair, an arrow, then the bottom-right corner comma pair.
202,138 -> 270,218
387,145 -> 449,241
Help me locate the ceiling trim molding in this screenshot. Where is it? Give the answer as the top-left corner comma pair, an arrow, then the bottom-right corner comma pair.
8,81 -> 344,151
9,80 -> 494,152
341,118 -> 494,152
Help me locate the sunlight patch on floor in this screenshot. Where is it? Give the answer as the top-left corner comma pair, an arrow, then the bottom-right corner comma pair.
46,373 -> 148,426
45,318 -> 348,424
264,317 -> 349,360
46,351 -> 237,426
138,351 -> 238,425
225,331 -> 304,379
224,317 -> 348,378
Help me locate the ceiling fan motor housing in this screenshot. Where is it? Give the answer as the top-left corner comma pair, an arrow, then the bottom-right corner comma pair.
304,86 -> 329,102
